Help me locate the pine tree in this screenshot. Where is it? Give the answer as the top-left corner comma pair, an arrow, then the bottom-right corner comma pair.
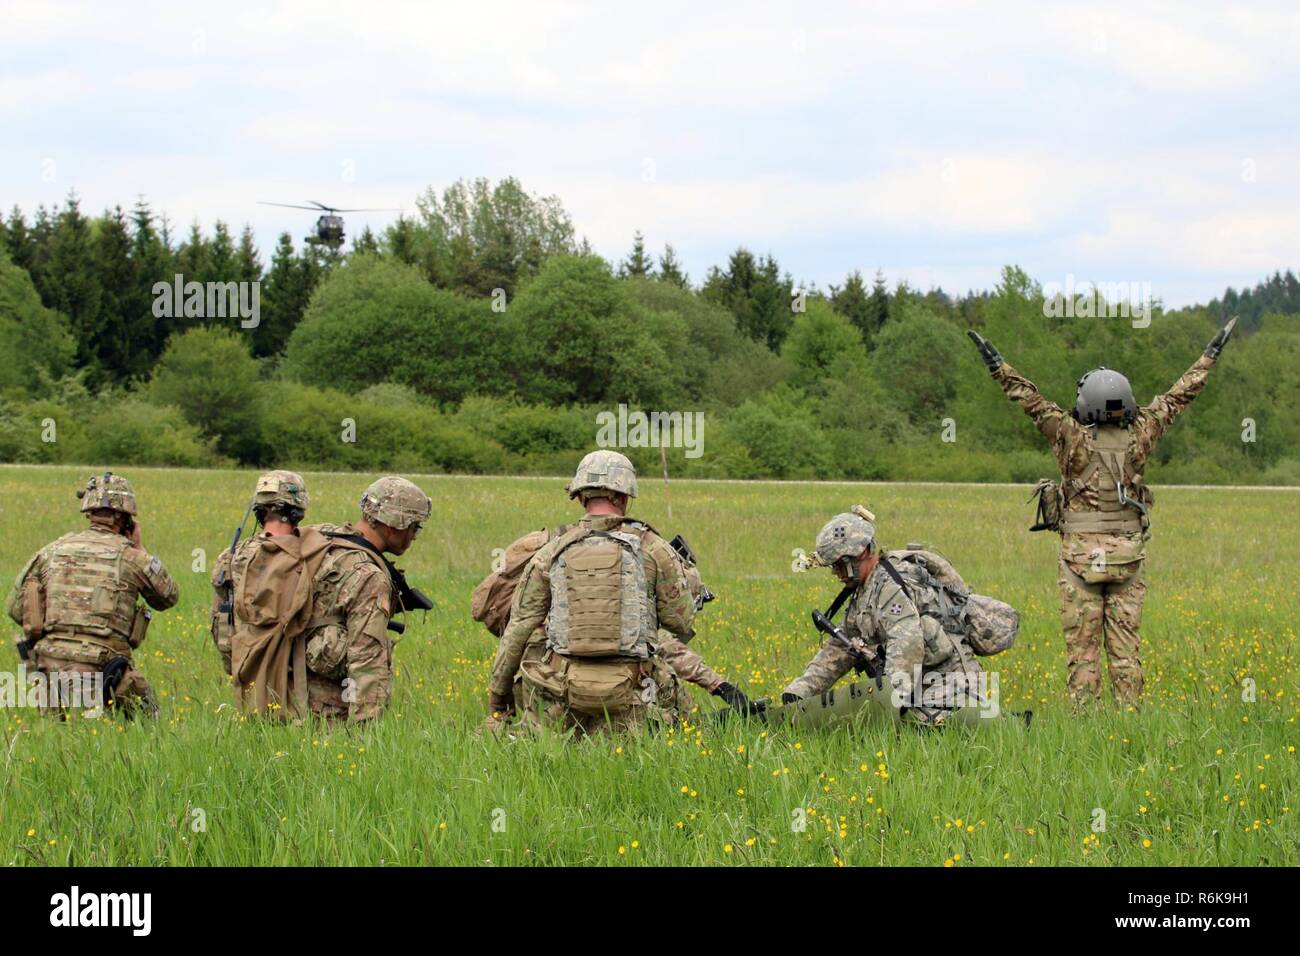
353,225 -> 380,255
208,220 -> 236,286
4,207 -> 36,274
236,226 -> 262,285
658,244 -> 688,288
45,194 -> 104,378
128,197 -> 174,373
866,269 -> 890,335
830,269 -> 872,345
91,206 -> 135,380
255,232 -> 319,357
618,230 -> 654,278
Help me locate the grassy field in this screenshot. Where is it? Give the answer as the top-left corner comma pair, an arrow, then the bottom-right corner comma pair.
1,464 -> 1296,866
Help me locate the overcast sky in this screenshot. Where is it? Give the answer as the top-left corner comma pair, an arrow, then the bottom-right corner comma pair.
3,0 -> 1297,306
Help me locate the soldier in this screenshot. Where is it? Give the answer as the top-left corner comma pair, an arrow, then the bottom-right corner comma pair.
227,474 -> 431,722
474,523 -> 754,733
487,450 -> 697,738
782,509 -> 1004,725
6,473 -> 178,717
210,469 -> 310,675
968,319 -> 1236,707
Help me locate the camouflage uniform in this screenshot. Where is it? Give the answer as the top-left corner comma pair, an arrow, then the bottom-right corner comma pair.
489,452 -> 696,737
784,557 -> 981,706
295,522 -> 398,721
6,474 -> 178,717
993,354 -> 1217,705
210,470 -> 311,676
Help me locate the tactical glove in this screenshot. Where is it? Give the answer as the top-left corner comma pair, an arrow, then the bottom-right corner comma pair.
967,330 -> 1004,373
712,681 -> 761,716
780,691 -> 802,705
1204,316 -> 1237,359
488,691 -> 514,719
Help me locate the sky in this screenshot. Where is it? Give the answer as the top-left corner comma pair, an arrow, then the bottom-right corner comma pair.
3,0 -> 1298,307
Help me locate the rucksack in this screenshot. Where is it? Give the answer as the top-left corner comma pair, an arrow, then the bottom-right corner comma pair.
471,526 -> 570,638
545,525 -> 656,660
230,528 -> 333,717
885,545 -> 1019,656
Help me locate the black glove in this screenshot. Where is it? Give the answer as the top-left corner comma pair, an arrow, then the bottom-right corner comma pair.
15,638 -> 33,662
713,682 -> 760,716
1204,316 -> 1237,359
967,330 -> 1004,373
780,691 -> 802,705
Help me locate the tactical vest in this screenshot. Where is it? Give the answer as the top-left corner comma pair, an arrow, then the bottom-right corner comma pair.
546,525 -> 656,660
1059,425 -> 1149,534
42,531 -> 138,642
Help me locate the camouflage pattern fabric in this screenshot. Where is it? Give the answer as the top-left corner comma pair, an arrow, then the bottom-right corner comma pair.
566,449 -> 639,500
359,476 -> 431,530
994,354 -> 1216,706
516,653 -> 678,738
300,523 -> 397,721
76,472 -> 138,515
253,470 -> 309,509
491,513 -> 695,732
8,523 -> 177,718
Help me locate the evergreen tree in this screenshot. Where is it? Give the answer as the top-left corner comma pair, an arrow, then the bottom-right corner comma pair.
866,269 -> 890,337
829,269 -> 872,345
128,198 -> 174,374
45,194 -> 104,378
4,207 -> 36,274
353,225 -> 380,255
658,243 -> 688,288
618,230 -> 654,278
235,226 -> 262,285
254,232 -> 319,358
91,206 -> 135,379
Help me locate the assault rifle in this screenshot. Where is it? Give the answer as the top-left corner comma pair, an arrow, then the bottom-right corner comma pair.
669,534 -> 714,606
320,532 -> 433,634
812,583 -> 885,683
217,499 -> 256,626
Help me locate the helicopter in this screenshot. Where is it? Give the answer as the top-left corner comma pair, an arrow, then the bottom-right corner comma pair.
257,200 -> 401,251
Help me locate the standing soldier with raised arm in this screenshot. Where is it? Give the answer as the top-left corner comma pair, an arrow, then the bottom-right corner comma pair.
6,473 -> 178,717
967,319 -> 1236,707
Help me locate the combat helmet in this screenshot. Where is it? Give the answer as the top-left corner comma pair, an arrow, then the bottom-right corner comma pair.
813,506 -> 877,582
567,450 -> 638,501
1074,367 -> 1136,426
359,476 -> 431,530
253,470 -> 309,523
77,472 -> 137,516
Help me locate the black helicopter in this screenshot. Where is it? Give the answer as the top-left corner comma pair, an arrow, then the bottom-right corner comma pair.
257,200 -> 401,251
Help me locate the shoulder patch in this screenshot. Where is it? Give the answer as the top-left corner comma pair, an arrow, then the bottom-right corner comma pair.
149,556 -> 163,575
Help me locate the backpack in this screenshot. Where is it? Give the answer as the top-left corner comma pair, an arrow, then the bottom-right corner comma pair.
230,528 -> 333,717
471,526 -> 570,638
1027,479 -> 1064,533
885,545 -> 1019,656
545,525 -> 656,660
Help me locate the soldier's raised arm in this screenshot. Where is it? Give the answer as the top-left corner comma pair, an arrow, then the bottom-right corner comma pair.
122,543 -> 180,611
969,330 -> 1075,444
657,635 -> 724,693
1133,319 -> 1235,456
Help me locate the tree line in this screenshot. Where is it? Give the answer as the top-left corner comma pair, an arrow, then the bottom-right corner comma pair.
1,178 -> 1296,485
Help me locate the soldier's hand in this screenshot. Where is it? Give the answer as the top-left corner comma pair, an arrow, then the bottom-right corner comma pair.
1204,316 -> 1237,359
966,329 -> 1004,373
712,681 -> 761,716
780,691 -> 802,705
488,691 -> 514,719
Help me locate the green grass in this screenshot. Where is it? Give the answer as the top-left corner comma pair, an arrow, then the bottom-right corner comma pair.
1,465 -> 1295,866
